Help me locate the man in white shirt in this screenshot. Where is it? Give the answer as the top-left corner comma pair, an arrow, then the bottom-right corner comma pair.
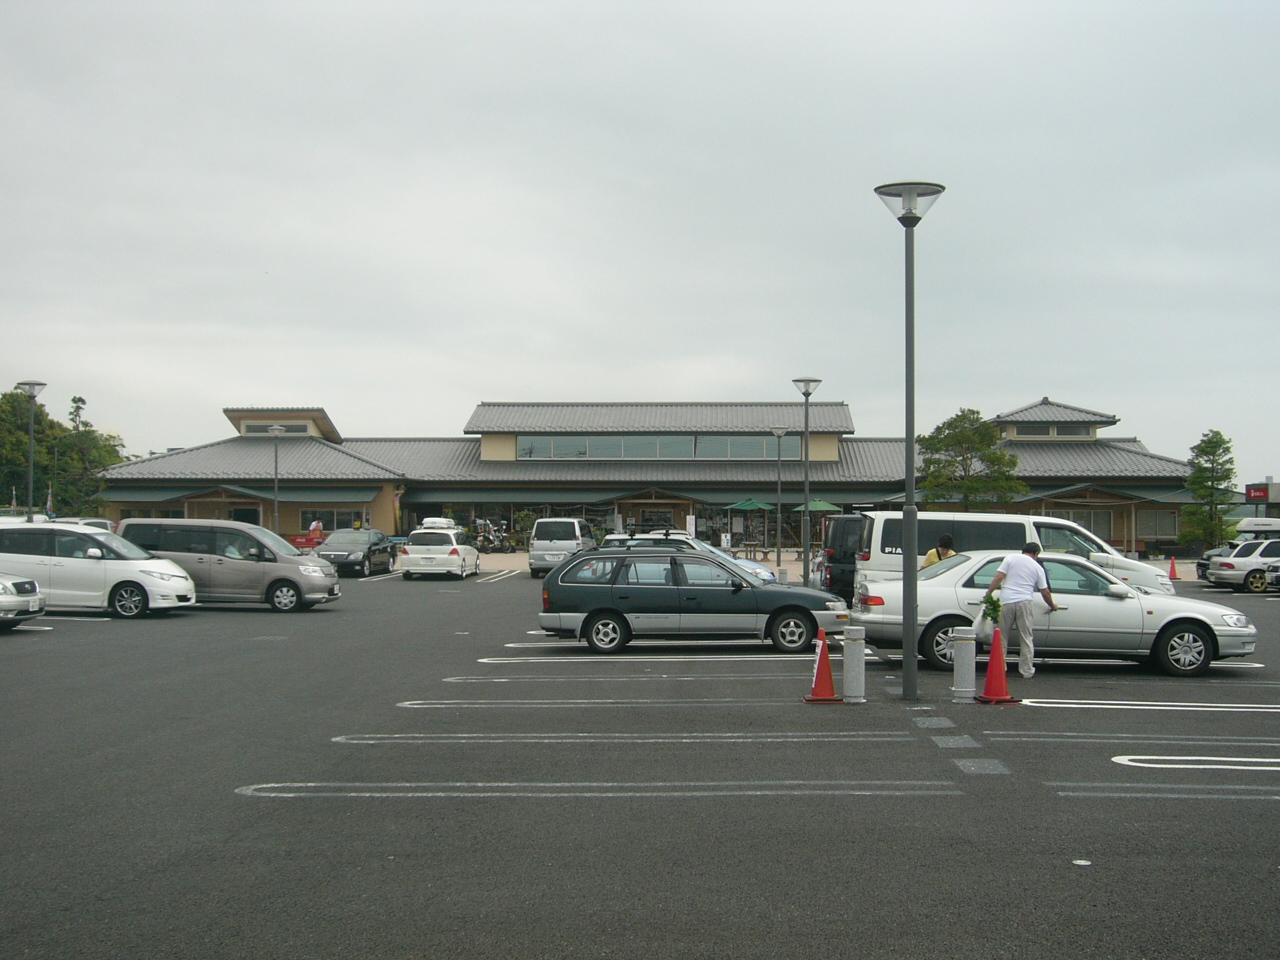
983,542 -> 1058,679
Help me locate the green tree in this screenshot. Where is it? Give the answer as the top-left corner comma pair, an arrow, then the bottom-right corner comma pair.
918,408 -> 1029,510
0,392 -> 128,516
1179,429 -> 1236,548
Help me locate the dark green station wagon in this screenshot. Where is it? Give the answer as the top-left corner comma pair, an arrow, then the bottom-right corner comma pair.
538,547 -> 849,653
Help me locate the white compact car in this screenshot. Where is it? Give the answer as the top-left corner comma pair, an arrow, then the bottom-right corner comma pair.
0,571 -> 46,630
400,520 -> 481,580
0,522 -> 196,617
850,549 -> 1256,677
1206,539 -> 1280,593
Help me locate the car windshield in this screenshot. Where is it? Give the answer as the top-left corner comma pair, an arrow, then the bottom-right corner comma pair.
918,552 -> 971,580
92,531 -> 152,560
248,526 -> 302,556
324,531 -> 373,545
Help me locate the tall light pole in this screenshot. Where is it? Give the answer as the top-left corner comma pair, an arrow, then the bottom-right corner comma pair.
874,181 -> 945,701
792,377 -> 821,585
770,425 -> 787,569
14,381 -> 46,522
268,424 -> 285,533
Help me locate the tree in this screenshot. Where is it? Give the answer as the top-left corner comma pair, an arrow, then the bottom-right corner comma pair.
918,408 -> 1029,510
1179,429 -> 1236,548
0,392 -> 128,516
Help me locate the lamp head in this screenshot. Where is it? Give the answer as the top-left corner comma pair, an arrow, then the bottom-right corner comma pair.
15,380 -> 46,398
266,424 -> 287,436
874,182 -> 945,227
769,425 -> 788,438
791,377 -> 822,398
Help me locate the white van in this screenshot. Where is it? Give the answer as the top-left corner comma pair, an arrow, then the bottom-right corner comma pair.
529,518 -> 597,578
855,510 -> 1176,594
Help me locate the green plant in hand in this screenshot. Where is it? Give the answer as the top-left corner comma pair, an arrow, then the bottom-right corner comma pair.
981,594 -> 1002,624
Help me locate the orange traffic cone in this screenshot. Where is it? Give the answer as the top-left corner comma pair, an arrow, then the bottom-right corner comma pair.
976,626 -> 1020,704
1169,556 -> 1179,580
804,628 -> 843,703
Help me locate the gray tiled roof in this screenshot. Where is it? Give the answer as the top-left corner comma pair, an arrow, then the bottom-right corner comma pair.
991,397 -> 1119,425
1004,440 -> 1188,479
462,402 -> 855,435
102,436 -> 404,482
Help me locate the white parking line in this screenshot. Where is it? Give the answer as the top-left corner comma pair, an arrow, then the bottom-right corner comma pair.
1112,756 -> 1280,771
1048,782 -> 1280,800
478,570 -> 520,584
359,570 -> 401,582
987,731 -> 1280,746
236,779 -> 962,798
444,673 -> 815,683
40,616 -> 112,621
333,731 -> 914,745
479,654 -> 846,663
398,697 -> 803,708
1022,698 -> 1280,713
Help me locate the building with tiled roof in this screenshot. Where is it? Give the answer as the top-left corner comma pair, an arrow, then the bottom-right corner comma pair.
97,399 -> 1201,554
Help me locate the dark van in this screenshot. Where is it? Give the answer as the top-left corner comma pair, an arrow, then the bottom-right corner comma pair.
819,514 -> 864,600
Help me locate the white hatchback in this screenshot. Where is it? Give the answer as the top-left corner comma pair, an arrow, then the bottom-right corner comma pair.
0,523 -> 196,617
400,524 -> 480,580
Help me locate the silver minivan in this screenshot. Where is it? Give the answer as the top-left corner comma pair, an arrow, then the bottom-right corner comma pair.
117,518 -> 341,612
528,518 -> 597,578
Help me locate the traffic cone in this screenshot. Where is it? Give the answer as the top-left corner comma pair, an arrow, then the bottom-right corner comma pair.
804,628 -> 843,703
1169,556 -> 1179,580
976,626 -> 1020,704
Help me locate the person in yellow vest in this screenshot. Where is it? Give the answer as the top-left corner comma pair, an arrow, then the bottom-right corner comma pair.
922,533 -> 956,568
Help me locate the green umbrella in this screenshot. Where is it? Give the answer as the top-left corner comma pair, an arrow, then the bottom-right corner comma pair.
726,498 -> 774,511
792,498 -> 840,512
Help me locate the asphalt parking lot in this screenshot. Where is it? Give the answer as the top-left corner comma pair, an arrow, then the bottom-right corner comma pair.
4,570 -> 1280,959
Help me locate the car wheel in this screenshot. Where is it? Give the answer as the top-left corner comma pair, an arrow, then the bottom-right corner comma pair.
1153,622 -> 1215,677
769,610 -> 816,653
584,612 -> 630,653
268,580 -> 302,613
109,582 -> 148,618
1243,569 -> 1268,593
402,571 -> 415,581
531,570 -> 543,579
0,622 -> 18,632
920,616 -> 969,671
358,558 -> 371,577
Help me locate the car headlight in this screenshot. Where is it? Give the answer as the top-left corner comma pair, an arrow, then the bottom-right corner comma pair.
825,600 -> 849,611
141,569 -> 183,582
348,552 -> 364,560
0,582 -> 13,596
298,565 -> 326,577
1222,614 -> 1253,628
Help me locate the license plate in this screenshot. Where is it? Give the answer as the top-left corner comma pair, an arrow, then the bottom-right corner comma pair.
29,598 -> 40,611
546,553 -> 566,561
421,558 -> 434,563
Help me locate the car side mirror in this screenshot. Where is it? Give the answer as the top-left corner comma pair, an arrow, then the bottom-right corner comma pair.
730,579 -> 745,593
247,548 -> 260,560
85,547 -> 103,560
1106,583 -> 1131,599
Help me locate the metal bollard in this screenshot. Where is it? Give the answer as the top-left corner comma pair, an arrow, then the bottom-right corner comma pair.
951,626 -> 976,703
842,626 -> 866,703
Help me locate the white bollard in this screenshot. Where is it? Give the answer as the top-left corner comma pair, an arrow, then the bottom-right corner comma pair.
951,625 -> 976,703
777,568 -> 789,583
842,626 -> 866,703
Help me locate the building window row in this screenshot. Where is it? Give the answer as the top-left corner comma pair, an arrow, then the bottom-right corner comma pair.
516,434 -> 804,460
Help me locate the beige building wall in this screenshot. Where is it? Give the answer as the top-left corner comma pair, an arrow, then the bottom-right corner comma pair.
480,434 -> 517,461
807,435 -> 841,462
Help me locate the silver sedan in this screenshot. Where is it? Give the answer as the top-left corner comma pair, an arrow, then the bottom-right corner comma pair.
850,550 -> 1257,677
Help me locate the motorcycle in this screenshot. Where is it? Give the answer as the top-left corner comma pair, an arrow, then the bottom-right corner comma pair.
474,519 -> 516,554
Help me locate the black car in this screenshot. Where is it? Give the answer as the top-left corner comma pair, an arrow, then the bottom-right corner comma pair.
538,547 -> 849,653
313,528 -> 396,577
818,514 -> 864,601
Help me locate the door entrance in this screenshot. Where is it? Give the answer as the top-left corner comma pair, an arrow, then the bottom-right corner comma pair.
229,507 -> 260,524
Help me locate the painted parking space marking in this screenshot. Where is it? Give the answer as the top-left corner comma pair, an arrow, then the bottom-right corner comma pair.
1112,756 -> 1280,771
914,717 -> 956,728
955,759 -> 1011,775
359,571 -> 401,582
444,673 -> 817,683
479,654 -> 850,664
334,731 -> 914,745
399,697 -> 803,709
1048,782 -> 1280,801
40,616 -> 111,621
236,779 -> 963,798
986,731 -> 1280,747
478,570 -> 520,583
931,735 -> 981,749
1022,698 -> 1280,713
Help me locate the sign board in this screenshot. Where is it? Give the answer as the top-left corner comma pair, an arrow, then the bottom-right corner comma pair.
686,514 -> 697,536
1246,484 -> 1270,502
720,533 -> 732,550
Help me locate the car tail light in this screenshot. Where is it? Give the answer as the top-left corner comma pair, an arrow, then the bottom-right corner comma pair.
858,552 -> 870,562
823,568 -> 831,587
861,595 -> 885,606
825,548 -> 835,558
1220,562 -> 1235,570
400,546 -> 409,555
542,589 -> 550,611
449,547 -> 460,556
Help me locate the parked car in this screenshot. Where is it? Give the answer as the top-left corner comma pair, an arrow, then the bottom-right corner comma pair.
1268,562 -> 1280,589
400,521 -> 480,579
538,547 -> 849,653
0,523 -> 197,618
116,518 -> 340,612
0,571 -> 46,630
1198,518 -> 1280,581
850,550 -> 1256,677
600,531 -> 777,582
817,514 -> 864,599
529,518 -> 597,578
313,528 -> 396,577
1206,539 -> 1280,593
50,517 -> 114,531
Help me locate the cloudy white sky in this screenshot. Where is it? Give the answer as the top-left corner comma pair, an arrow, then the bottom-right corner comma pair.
3,2 -> 1277,484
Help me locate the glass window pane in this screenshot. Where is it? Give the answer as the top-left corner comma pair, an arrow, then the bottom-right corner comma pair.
1015,425 -> 1051,436
621,559 -> 674,585
729,436 -> 765,458
695,435 -> 729,459
658,435 -> 694,458
588,436 -> 623,458
563,556 -> 621,583
552,436 -> 588,458
781,435 -> 801,458
624,435 -> 659,458
1055,425 -> 1090,436
517,436 -> 553,459
678,558 -> 734,586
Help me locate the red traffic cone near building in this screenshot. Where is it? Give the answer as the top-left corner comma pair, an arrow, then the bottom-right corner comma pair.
804,628 -> 843,703
976,626 -> 1020,704
1169,556 -> 1179,580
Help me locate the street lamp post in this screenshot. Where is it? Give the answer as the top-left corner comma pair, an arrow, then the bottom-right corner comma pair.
874,181 -> 945,701
792,377 -> 821,585
14,381 -> 46,522
770,425 -> 787,569
268,424 -> 286,533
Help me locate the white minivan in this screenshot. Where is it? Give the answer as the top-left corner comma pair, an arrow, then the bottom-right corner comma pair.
0,522 -> 197,617
855,510 -> 1176,594
529,518 -> 597,578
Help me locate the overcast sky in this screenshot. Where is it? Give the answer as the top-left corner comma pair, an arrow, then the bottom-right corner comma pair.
3,2 -> 1277,485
